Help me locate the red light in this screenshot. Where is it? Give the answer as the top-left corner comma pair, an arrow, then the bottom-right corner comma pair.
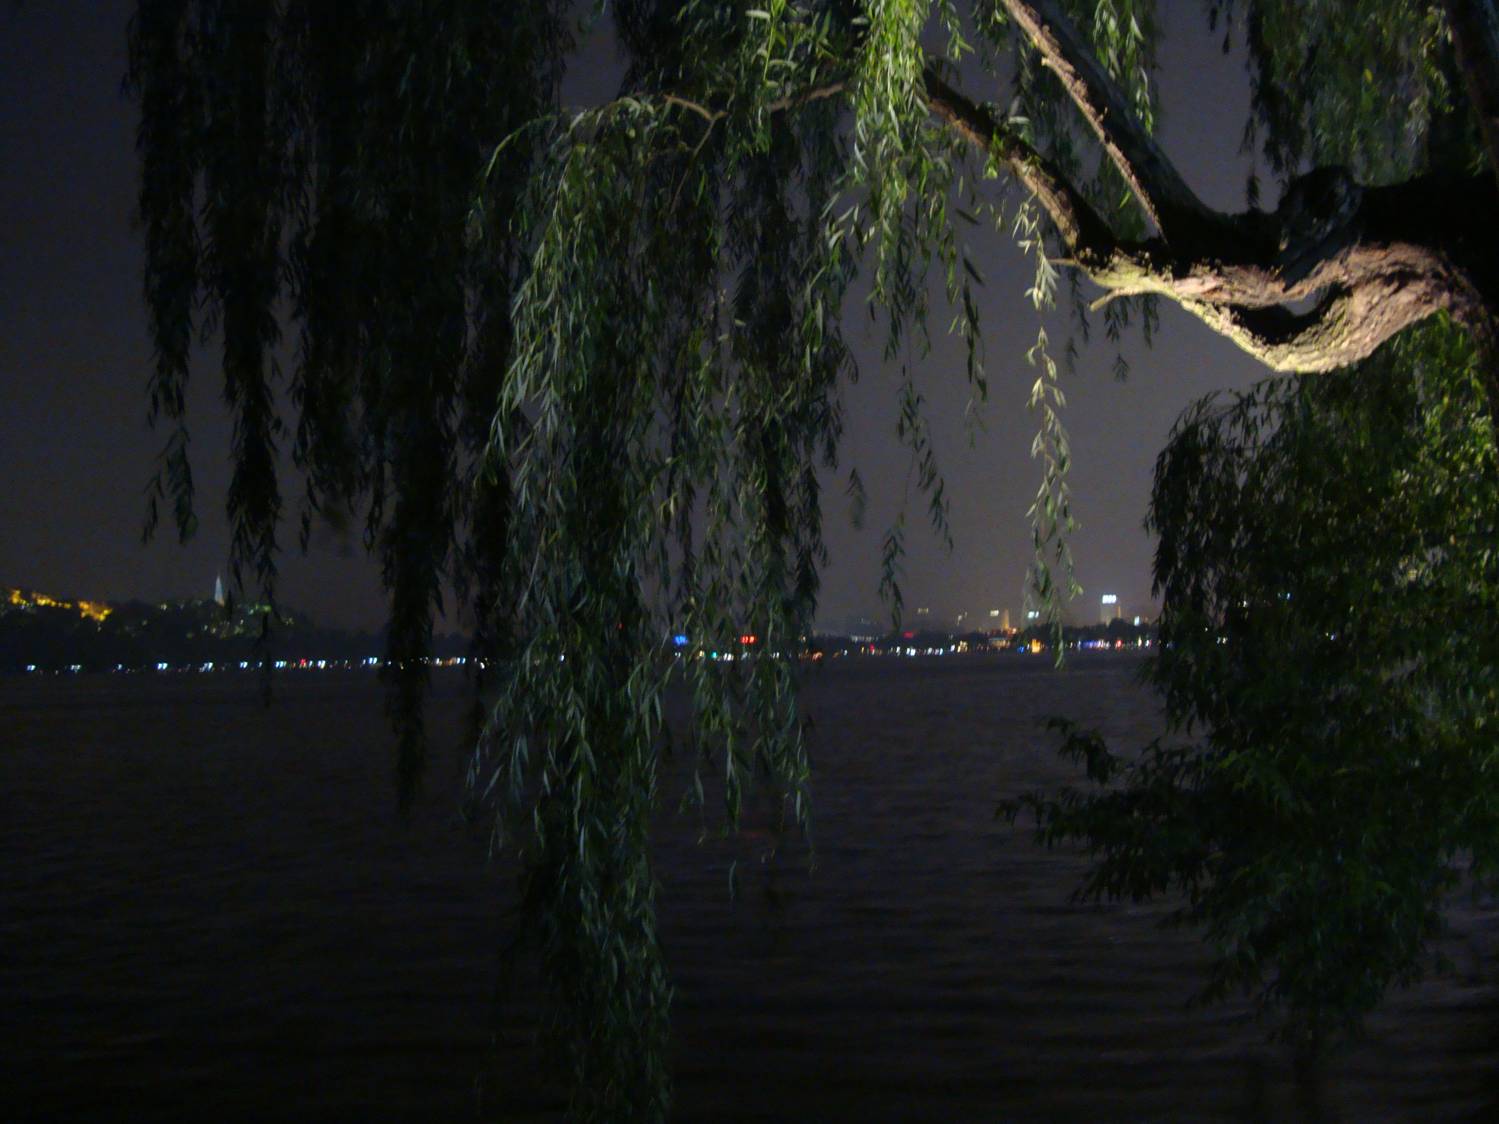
739,634 -> 757,645
902,631 -> 915,639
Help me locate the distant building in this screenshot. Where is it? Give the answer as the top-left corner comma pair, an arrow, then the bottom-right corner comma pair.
214,574 -> 225,607
1099,593 -> 1122,625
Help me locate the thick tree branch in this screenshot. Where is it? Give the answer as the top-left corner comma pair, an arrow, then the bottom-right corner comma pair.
657,35 -> 1499,378
923,67 -> 1499,371
1186,282 -> 1460,374
921,66 -> 1113,255
663,83 -> 847,124
1070,175 -> 1496,372
996,0 -> 1216,242
918,43 -> 1499,375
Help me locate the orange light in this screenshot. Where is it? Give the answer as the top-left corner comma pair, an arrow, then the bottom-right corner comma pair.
7,588 -> 111,622
76,600 -> 112,622
739,634 -> 757,645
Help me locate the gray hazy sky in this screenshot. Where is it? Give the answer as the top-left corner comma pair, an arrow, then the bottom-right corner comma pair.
0,1 -> 1268,631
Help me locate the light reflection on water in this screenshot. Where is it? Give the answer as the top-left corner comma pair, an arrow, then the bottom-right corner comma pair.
2,658 -> 1495,1121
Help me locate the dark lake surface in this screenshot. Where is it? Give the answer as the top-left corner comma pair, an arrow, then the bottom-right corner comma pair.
3,656 -> 1497,1121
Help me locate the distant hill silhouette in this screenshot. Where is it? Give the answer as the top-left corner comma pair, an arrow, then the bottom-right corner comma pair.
0,587 -> 464,672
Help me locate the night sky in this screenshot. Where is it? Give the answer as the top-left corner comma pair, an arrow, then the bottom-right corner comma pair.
1,1 -> 1269,632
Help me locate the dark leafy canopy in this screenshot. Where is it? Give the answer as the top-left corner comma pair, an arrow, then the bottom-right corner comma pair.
1006,320 -> 1499,1043
995,0 -> 1499,1057
128,0 -> 1499,1117
1209,0 -> 1476,184
131,0 -> 574,794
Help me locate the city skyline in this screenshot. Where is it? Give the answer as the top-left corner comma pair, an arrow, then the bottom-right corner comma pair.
3,574 -> 1149,636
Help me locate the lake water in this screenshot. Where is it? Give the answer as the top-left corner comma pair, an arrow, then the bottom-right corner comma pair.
3,657 -> 1496,1121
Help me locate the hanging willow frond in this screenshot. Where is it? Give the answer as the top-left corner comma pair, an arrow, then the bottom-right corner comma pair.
130,0 -> 573,806
126,3 -> 1067,1116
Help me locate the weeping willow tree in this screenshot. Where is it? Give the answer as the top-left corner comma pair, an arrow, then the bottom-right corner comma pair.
1006,321 -> 1499,1048
991,0 -> 1499,1060
129,0 -> 1499,1117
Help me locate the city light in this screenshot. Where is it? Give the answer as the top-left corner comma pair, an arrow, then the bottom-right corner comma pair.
7,586 -> 1160,675
7,587 -> 113,622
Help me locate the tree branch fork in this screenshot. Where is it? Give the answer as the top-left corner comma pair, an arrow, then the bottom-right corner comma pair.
922,0 -> 1499,374
647,0 -> 1499,375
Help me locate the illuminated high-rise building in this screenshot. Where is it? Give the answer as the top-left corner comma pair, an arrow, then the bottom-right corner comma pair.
1099,593 -> 1122,624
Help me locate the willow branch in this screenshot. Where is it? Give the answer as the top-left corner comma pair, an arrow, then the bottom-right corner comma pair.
921,66 -> 1115,255
663,83 -> 847,124
921,52 -> 1499,375
661,94 -> 718,123
652,56 -> 1498,377
996,0 -> 1214,242
928,71 -> 1498,373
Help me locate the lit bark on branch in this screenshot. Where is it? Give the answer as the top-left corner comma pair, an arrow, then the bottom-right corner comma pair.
655,1 -> 1499,375
921,0 -> 1499,374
